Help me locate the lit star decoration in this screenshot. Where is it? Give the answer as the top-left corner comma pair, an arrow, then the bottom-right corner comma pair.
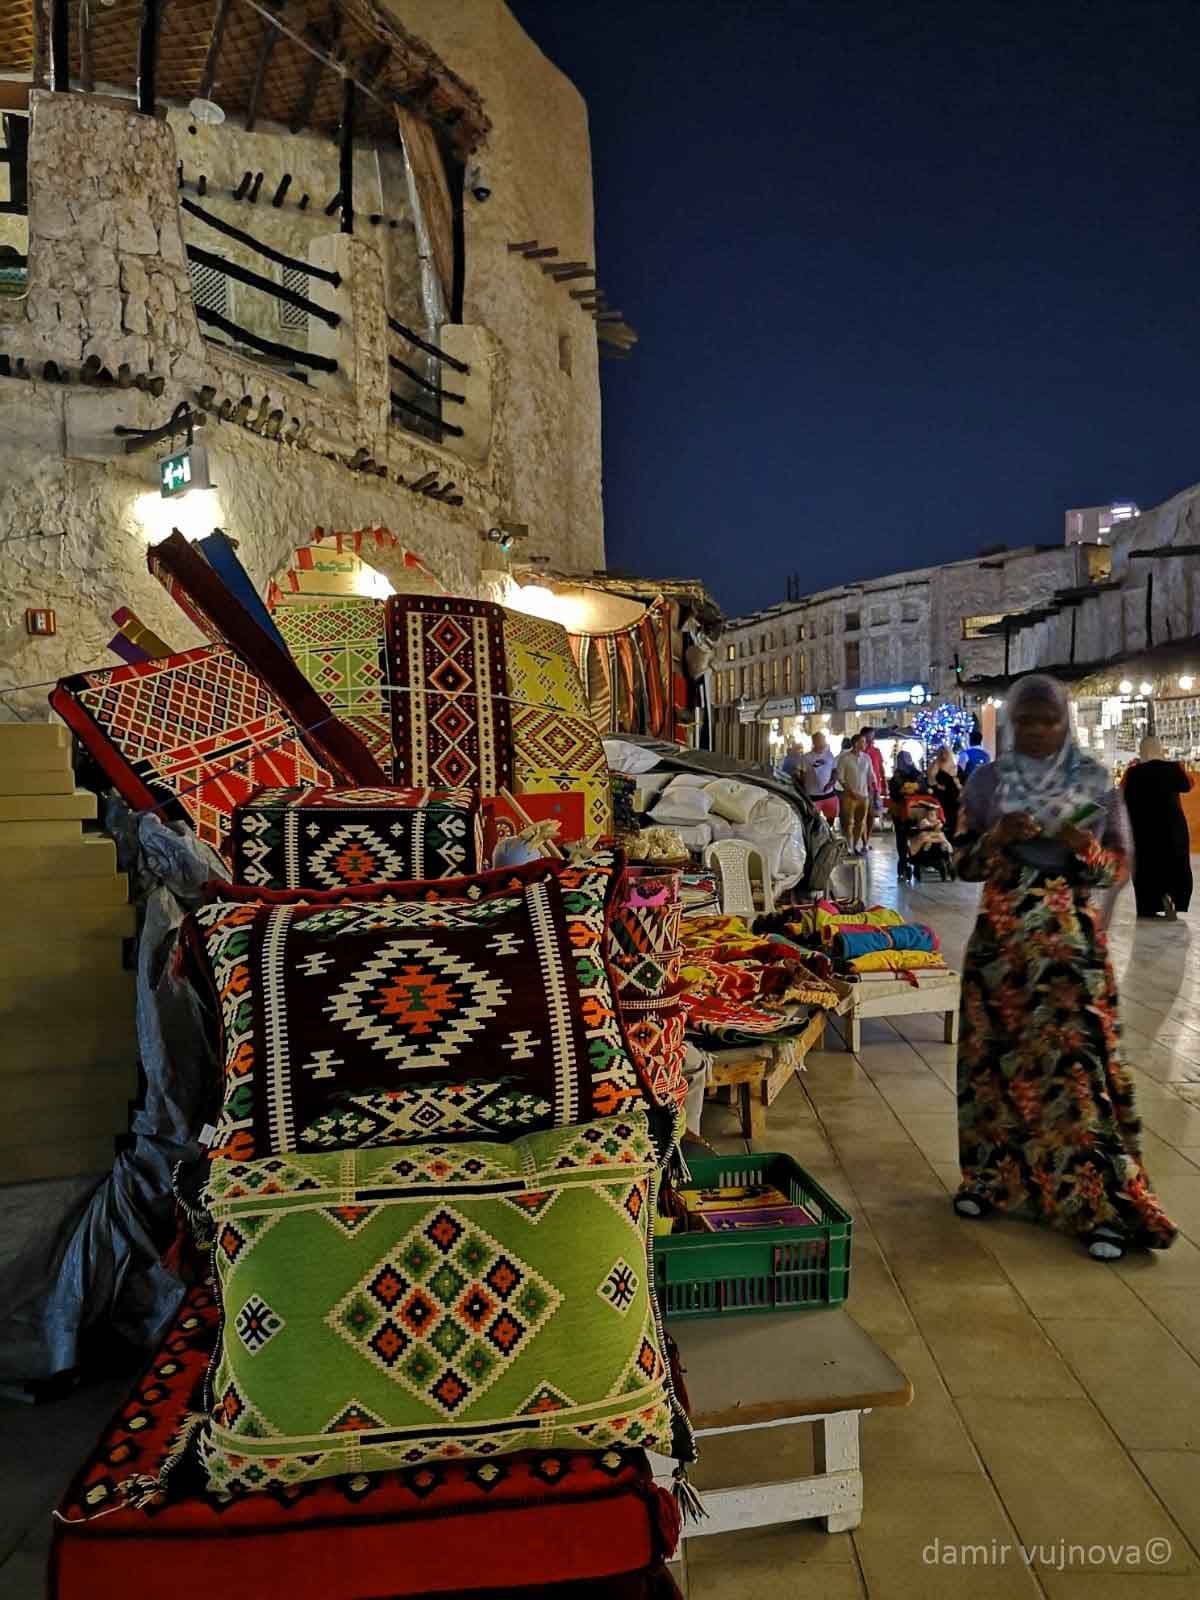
912,702 -> 976,751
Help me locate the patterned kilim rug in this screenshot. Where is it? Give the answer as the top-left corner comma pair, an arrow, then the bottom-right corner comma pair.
231,785 -> 483,890
273,599 -> 395,780
147,530 -> 387,787
50,646 -> 337,857
387,595 -> 513,794
50,1285 -> 682,1600
386,597 -> 612,838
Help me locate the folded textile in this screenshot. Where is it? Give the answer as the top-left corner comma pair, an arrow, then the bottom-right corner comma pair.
832,925 -> 939,960
849,949 -> 945,973
680,993 -> 813,1042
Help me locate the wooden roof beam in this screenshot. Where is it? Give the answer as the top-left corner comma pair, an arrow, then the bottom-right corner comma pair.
245,4 -> 286,132
196,0 -> 231,100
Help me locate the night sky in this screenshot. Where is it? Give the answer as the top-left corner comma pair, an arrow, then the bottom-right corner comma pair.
509,0 -> 1200,618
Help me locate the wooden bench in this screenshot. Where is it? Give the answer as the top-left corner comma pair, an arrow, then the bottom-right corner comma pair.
706,1009 -> 828,1140
827,967 -> 962,1055
650,1308 -> 912,1543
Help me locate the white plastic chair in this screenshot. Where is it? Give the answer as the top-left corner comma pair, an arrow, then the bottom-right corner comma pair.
702,839 -> 775,919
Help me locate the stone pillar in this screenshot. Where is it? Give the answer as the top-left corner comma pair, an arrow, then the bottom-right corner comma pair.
438,325 -> 497,469
20,92 -> 206,379
308,231 -> 388,446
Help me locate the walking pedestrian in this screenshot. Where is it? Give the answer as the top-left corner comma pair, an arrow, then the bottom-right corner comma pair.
795,731 -> 840,825
929,746 -> 962,839
958,730 -> 990,781
861,727 -> 885,839
836,732 -> 874,854
953,675 -> 1176,1259
780,739 -> 805,780
1122,736 -> 1194,918
889,749 -> 926,879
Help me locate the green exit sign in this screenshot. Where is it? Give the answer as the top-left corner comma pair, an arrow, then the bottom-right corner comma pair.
159,442 -> 210,498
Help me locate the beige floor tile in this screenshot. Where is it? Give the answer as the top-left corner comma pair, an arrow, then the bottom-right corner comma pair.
1001,1265 -> 1151,1321
687,1555 -> 863,1600
862,1333 -> 980,1476
684,1509 -> 855,1566
955,1397 -> 1195,1576
1039,1576 -> 1200,1599
843,1248 -> 917,1340
976,1215 -> 1098,1271
930,1162 -> 961,1192
1131,1450 -> 1200,1556
852,1469 -> 1041,1598
871,1081 -> 955,1117
1152,1174 -> 1200,1240
884,1237 -> 1013,1293
1040,1316 -> 1200,1450
1113,1230 -> 1200,1285
1137,1128 -> 1200,1176
888,1112 -> 957,1166
906,1284 -> 1083,1399
1139,1098 -> 1200,1149
1128,1283 -> 1200,1358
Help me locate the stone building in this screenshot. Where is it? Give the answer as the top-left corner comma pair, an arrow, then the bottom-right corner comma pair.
713,540 -> 1103,762
982,477 -> 1200,765
0,0 -> 617,717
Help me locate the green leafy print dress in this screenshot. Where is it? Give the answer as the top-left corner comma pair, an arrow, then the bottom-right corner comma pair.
954,768 -> 1176,1249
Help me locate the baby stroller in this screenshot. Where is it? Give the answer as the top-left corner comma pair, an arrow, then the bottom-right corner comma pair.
893,792 -> 955,883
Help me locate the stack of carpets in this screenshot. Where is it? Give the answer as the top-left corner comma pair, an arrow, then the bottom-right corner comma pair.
677,914 -> 842,1046
51,844 -> 691,1600
269,583 -> 614,842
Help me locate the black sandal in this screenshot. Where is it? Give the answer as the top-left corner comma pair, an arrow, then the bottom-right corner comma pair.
953,1192 -> 993,1220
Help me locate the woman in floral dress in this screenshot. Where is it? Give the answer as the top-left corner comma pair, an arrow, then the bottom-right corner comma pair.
954,675 -> 1175,1260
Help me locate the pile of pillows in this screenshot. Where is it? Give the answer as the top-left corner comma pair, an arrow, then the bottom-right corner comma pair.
645,775 -> 806,887
176,823 -> 695,1501
600,742 -> 807,886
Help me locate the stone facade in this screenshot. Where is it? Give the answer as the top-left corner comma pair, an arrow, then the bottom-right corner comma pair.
713,544 -> 1089,758
1007,479 -> 1200,679
0,1 -> 606,718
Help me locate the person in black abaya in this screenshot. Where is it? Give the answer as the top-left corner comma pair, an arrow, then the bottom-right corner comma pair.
1122,736 -> 1194,918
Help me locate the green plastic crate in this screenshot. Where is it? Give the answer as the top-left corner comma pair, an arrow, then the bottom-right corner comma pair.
654,1152 -> 852,1319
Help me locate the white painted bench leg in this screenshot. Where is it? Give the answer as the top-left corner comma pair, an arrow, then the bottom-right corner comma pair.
848,1014 -> 862,1055
814,1411 -> 862,1533
944,1008 -> 959,1045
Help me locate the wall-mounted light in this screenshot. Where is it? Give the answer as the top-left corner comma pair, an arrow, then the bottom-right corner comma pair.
482,523 -> 529,554
188,97 -> 226,126
1118,679 -> 1133,695
1139,681 -> 1153,697
1180,675 -> 1195,691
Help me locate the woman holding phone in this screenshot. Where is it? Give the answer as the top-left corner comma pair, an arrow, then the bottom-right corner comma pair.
952,675 -> 1175,1260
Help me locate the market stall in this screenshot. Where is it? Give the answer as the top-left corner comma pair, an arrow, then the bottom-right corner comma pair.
30,535 -> 917,1597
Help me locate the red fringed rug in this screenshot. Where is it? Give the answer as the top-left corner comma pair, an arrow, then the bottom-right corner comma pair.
50,1286 -> 681,1600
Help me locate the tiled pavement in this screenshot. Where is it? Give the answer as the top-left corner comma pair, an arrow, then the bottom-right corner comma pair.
3,839 -> 1199,1599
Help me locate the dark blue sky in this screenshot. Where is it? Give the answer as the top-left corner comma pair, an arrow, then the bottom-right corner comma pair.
510,0 -> 1200,617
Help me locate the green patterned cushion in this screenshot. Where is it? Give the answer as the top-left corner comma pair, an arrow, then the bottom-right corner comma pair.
197,1110 -> 693,1497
